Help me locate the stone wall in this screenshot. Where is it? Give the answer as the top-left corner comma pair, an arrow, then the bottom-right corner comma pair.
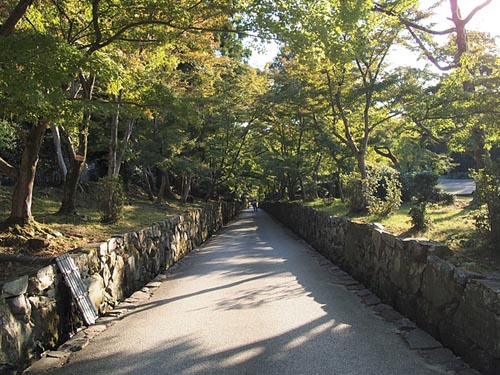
0,202 -> 241,374
262,202 -> 500,375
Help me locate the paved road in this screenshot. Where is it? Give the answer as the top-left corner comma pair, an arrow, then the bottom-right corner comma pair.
437,178 -> 475,195
49,210 -> 442,375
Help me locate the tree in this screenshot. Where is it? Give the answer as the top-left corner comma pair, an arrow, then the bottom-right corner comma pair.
12,0 -> 243,216
0,31 -> 81,225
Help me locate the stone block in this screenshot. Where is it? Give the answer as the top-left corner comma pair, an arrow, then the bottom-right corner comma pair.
422,255 -> 461,311
23,356 -> 65,374
85,274 -> 105,312
29,265 -> 56,295
403,328 -> 442,350
2,275 -> 29,297
7,295 -> 31,320
457,279 -> 500,357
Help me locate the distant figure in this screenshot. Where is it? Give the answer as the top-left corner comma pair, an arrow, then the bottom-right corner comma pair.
250,198 -> 258,212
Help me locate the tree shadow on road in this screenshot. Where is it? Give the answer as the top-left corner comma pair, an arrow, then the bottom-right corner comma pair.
48,209 -> 438,375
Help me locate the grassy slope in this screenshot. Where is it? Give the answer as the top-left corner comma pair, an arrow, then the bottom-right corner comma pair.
0,185 -> 197,257
306,197 -> 500,273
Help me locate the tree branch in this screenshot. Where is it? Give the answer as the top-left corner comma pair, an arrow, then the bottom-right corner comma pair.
462,0 -> 493,26
0,156 -> 18,181
0,0 -> 34,36
405,25 -> 456,71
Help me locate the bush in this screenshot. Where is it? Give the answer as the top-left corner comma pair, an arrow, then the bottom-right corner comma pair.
471,165 -> 500,244
411,170 -> 440,202
436,191 -> 456,205
409,203 -> 430,231
342,173 -> 366,213
366,165 -> 402,217
342,166 -> 402,216
96,176 -> 126,224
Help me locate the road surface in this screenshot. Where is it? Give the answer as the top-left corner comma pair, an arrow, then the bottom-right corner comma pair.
437,178 -> 475,195
48,209 -> 445,375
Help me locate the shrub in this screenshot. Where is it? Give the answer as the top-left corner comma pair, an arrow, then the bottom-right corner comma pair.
342,173 -> 366,213
409,202 -> 430,231
96,176 -> 126,224
411,170 -> 440,202
471,164 -> 500,244
436,191 -> 456,205
342,166 -> 402,216
366,165 -> 402,217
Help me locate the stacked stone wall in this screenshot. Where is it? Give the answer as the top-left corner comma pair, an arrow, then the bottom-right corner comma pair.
262,201 -> 500,375
0,202 -> 241,374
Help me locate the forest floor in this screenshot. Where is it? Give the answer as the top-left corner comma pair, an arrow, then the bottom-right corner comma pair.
307,197 -> 500,275
0,185 -> 199,285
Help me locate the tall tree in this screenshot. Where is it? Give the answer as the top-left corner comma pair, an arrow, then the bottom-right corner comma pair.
0,31 -> 81,225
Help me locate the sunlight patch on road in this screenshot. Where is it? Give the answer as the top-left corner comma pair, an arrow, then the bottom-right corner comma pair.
220,346 -> 265,368
285,320 -> 337,350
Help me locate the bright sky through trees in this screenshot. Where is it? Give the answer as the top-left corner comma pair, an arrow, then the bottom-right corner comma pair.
248,0 -> 499,70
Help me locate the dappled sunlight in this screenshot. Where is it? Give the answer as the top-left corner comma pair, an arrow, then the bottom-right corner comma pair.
285,320 -> 340,350
52,314 -> 358,375
49,209 -> 441,375
218,346 -> 266,369
213,279 -> 306,311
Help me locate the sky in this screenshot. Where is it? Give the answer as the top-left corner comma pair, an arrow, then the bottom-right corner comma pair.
248,0 -> 500,70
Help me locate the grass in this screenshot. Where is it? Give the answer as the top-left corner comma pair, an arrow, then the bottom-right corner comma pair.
306,197 -> 499,273
0,185 -> 198,258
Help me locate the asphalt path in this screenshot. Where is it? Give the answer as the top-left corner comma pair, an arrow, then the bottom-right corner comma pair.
49,209 -> 442,375
437,178 -> 475,195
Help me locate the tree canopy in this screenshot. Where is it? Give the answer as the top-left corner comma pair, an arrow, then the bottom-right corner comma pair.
1,0 -> 499,239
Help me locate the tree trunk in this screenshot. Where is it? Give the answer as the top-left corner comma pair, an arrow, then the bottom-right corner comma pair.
115,118 -> 134,176
0,0 -> 34,36
471,125 -> 489,169
143,167 -> 155,201
5,123 -> 47,226
356,151 -> 368,180
58,74 -> 94,215
50,124 -> 67,183
298,175 -> 306,201
311,155 -> 322,199
181,175 -> 192,204
108,96 -> 120,177
58,112 -> 91,215
156,170 -> 167,205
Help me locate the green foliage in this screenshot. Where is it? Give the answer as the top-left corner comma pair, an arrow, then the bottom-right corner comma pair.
366,165 -> 402,217
95,176 -> 126,224
342,172 -> 366,213
0,121 -> 21,164
471,164 -> 500,244
436,191 -> 456,206
409,203 -> 430,232
404,170 -> 439,202
0,31 -> 81,123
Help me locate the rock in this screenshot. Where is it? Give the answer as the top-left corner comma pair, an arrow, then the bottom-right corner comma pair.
46,351 -> 70,359
362,294 -> 381,306
7,295 -> 31,320
85,274 -> 105,312
378,309 -> 403,322
2,275 -> 29,297
22,356 -> 65,374
145,281 -> 161,288
404,329 -> 442,350
394,318 -> 417,331
29,265 -> 56,294
356,289 -> 372,298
